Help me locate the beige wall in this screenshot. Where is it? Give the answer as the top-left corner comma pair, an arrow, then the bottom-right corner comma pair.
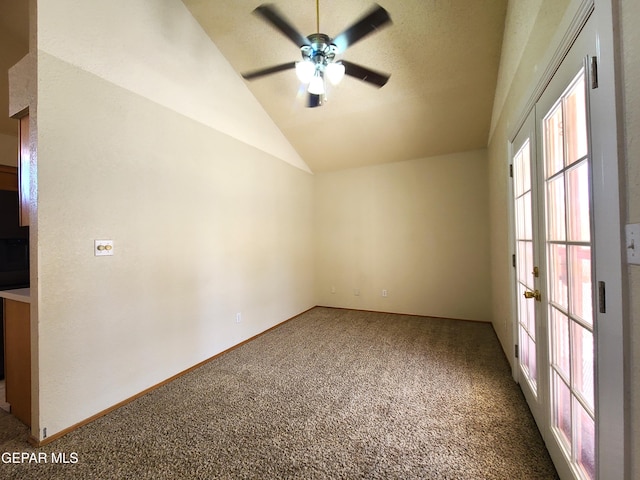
620,0 -> 640,471
33,1 -> 315,438
315,150 -> 491,321
37,0 -> 308,173
489,0 -> 569,138
488,0 -> 571,352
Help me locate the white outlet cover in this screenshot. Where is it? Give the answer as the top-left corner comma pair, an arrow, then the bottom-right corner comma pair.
95,240 -> 114,256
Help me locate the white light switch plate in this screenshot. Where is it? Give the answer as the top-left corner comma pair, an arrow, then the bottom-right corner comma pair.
95,240 -> 114,256
626,224 -> 640,265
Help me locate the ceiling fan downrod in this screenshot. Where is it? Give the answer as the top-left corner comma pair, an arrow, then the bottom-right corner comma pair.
298,1 -> 345,99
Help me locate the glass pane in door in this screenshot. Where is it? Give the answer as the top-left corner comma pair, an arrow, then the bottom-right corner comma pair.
567,162 -> 591,241
575,398 -> 596,480
548,244 -> 568,309
543,69 -> 595,480
552,370 -> 572,448
565,80 -> 589,164
569,245 -> 593,326
545,104 -> 565,176
547,176 -> 566,241
572,321 -> 594,409
551,307 -> 570,377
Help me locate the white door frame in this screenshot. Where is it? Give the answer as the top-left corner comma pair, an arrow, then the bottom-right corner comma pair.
588,1 -> 626,477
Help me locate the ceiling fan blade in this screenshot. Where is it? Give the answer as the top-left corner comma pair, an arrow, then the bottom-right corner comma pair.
241,62 -> 296,80
254,4 -> 311,47
308,93 -> 322,108
342,60 -> 390,87
332,4 -> 391,52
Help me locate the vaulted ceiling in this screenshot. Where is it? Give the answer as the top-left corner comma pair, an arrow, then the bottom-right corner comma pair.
0,1 -> 508,173
182,0 -> 508,172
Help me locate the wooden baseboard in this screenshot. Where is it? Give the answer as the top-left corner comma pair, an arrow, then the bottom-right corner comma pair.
316,305 -> 492,324
31,306 -> 315,447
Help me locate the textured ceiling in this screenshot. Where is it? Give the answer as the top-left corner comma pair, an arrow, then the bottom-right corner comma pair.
183,0 -> 508,172
0,1 -> 508,174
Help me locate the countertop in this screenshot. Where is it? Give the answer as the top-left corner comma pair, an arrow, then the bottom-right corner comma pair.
0,288 -> 31,303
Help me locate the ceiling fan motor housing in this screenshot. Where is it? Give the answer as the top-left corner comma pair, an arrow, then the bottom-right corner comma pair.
301,33 -> 338,69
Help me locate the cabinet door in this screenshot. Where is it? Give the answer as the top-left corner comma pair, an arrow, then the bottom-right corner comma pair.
4,299 -> 31,427
0,166 -> 18,192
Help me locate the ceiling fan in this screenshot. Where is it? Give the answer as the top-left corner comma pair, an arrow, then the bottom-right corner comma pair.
241,1 -> 392,108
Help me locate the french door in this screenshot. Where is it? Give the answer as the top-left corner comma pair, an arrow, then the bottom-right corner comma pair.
539,64 -> 595,480
510,14 -> 622,480
512,112 -> 541,423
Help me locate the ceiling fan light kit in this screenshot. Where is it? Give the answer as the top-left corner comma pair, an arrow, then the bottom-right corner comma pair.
326,62 -> 345,85
308,72 -> 326,95
295,60 -> 316,83
241,2 -> 392,108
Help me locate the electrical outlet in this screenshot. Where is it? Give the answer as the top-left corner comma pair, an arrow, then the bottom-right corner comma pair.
236,312 -> 242,324
331,286 -> 336,294
382,289 -> 388,297
94,240 -> 114,256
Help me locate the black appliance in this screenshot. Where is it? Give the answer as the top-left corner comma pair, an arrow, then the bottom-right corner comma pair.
0,238 -> 29,289
0,190 -> 29,290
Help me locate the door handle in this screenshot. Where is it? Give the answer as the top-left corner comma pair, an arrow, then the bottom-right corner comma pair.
524,289 -> 541,301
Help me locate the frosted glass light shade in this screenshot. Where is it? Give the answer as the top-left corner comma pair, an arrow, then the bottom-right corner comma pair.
326,62 -> 345,85
308,74 -> 325,95
295,61 -> 315,83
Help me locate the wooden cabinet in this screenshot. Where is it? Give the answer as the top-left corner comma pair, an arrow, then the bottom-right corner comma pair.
3,299 -> 31,427
0,165 -> 18,192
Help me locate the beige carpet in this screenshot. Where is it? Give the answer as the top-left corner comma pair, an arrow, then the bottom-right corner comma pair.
0,307 -> 558,479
